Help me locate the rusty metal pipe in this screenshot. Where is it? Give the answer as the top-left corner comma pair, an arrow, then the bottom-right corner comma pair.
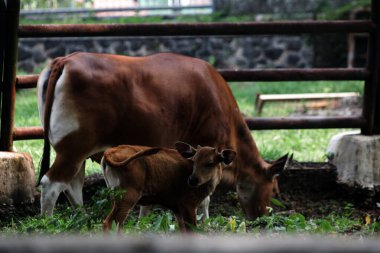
221,68 -> 369,82
18,20 -> 374,38
245,116 -> 366,130
13,116 -> 366,141
13,127 -> 43,140
0,0 -> 20,151
362,0 -> 380,135
16,75 -> 39,89
15,68 -> 368,89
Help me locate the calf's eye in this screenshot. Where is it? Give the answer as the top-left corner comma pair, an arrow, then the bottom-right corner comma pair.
205,162 -> 214,167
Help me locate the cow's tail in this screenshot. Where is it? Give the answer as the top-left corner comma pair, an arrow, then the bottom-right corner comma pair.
104,148 -> 161,168
37,58 -> 65,185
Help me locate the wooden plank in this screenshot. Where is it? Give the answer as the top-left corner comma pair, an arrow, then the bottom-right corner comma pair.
258,92 -> 359,101
255,92 -> 360,115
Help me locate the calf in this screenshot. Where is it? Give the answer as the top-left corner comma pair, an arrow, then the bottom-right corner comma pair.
101,142 -> 236,233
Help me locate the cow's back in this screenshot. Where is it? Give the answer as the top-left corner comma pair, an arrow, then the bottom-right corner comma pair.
41,52 -> 239,153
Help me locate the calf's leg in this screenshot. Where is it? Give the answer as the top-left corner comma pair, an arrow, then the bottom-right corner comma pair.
174,207 -> 197,233
103,188 -> 141,234
182,207 -> 197,232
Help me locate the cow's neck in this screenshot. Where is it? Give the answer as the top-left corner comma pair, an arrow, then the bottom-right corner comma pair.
225,120 -> 268,185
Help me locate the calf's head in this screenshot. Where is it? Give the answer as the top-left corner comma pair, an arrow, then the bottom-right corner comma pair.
175,142 -> 236,187
237,154 -> 289,220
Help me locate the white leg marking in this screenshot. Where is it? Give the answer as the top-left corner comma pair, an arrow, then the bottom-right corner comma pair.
40,175 -> 69,217
101,157 -> 111,188
101,159 -> 120,189
198,196 -> 210,222
64,162 -> 85,207
49,68 -> 80,146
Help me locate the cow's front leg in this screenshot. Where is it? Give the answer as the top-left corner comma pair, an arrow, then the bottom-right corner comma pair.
198,196 -> 210,222
139,205 -> 151,218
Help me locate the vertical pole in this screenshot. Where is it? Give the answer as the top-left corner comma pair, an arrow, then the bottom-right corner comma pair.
0,0 -> 20,151
362,0 -> 380,135
0,0 -> 6,94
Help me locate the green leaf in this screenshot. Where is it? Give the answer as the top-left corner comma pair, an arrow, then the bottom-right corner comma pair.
271,198 -> 286,208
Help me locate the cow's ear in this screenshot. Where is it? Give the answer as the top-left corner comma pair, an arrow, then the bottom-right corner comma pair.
175,141 -> 196,158
266,153 -> 291,179
218,149 -> 236,165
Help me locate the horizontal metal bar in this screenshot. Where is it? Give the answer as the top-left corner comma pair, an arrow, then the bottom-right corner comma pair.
245,116 -> 366,130
18,20 -> 374,38
15,68 -> 369,89
220,68 -> 369,81
16,75 -> 39,89
13,126 -> 43,140
20,5 -> 212,15
13,116 -> 366,141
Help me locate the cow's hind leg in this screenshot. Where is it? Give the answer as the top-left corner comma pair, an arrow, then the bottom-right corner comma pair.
40,174 -> 68,217
64,161 -> 85,208
40,153 -> 85,216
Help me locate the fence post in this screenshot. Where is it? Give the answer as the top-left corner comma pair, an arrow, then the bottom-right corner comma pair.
0,0 -> 5,114
0,0 -> 20,151
362,0 -> 380,135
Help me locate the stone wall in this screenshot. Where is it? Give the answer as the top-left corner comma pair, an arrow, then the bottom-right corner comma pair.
18,36 -> 313,73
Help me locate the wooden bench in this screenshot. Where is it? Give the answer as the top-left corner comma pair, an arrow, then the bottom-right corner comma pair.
255,92 -> 360,115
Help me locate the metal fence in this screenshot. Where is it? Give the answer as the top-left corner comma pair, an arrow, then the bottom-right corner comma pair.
20,0 -> 213,19
0,0 -> 379,151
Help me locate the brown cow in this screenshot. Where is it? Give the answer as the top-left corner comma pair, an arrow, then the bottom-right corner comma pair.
102,142 -> 236,233
37,52 -> 288,218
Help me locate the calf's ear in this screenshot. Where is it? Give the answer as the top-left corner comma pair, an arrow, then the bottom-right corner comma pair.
175,141 -> 197,158
218,149 -> 236,165
266,153 -> 292,179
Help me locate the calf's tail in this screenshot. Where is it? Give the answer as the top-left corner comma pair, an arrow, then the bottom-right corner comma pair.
104,148 -> 161,168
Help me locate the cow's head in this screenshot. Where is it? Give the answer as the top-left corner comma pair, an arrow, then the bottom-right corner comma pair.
237,154 -> 289,220
175,142 -> 236,187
